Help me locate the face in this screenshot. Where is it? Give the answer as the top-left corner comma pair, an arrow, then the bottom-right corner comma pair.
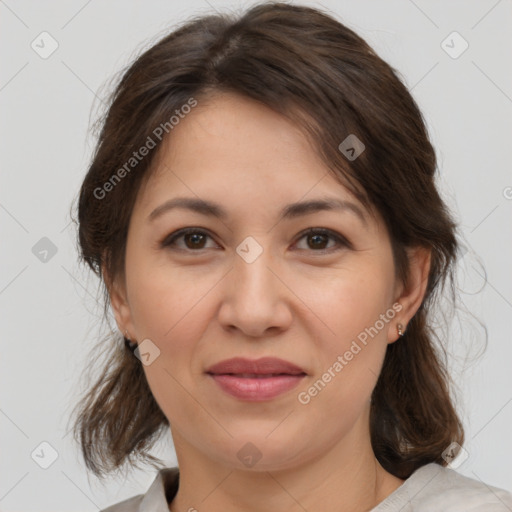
111,92 -> 420,472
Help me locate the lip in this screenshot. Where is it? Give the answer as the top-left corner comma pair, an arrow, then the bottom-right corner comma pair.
206,356 -> 306,375
206,357 -> 307,401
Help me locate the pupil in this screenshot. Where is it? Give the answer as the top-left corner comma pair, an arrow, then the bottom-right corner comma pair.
310,234 -> 327,249
186,233 -> 205,248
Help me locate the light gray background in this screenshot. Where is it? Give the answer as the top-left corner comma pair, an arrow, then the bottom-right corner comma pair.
1,0 -> 511,510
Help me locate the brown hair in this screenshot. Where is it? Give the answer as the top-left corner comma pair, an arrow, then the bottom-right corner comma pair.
71,1 -> 464,480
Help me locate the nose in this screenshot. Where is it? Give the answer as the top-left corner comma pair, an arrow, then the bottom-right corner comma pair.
217,245 -> 293,338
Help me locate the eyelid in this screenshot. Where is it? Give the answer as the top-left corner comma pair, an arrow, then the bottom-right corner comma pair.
160,226 -> 352,252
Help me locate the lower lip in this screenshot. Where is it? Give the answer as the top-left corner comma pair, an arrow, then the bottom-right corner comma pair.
208,374 -> 305,401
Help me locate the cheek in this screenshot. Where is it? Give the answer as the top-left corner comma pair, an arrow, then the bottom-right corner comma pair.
308,265 -> 394,343
303,268 -> 394,404
125,243 -> 216,341
124,259 -> 216,419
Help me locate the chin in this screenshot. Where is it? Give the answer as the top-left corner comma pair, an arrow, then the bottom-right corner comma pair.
209,433 -> 311,473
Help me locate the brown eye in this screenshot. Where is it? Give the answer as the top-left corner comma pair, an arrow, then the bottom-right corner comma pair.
161,228 -> 217,251
294,228 -> 350,253
161,227 -> 351,254
307,233 -> 329,250
183,232 -> 207,249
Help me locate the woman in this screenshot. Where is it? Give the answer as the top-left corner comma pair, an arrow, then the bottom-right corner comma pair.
71,2 -> 512,510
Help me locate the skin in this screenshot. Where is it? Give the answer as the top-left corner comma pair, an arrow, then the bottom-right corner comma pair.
108,92 -> 431,512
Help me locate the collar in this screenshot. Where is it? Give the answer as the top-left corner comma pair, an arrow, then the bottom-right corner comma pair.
138,466 -> 179,511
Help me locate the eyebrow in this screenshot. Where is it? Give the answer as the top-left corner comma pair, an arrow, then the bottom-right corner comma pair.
148,196 -> 368,226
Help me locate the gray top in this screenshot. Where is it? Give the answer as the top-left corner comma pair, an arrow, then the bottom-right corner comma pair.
101,463 -> 512,511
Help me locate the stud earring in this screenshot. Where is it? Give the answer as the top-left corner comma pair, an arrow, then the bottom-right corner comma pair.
397,323 -> 405,337
123,331 -> 138,352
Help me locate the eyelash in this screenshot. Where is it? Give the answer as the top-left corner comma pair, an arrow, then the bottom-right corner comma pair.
160,227 -> 352,254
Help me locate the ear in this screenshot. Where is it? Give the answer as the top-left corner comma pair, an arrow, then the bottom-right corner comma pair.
102,262 -> 135,339
387,246 -> 431,344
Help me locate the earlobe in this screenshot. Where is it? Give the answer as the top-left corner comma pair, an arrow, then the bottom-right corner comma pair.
388,246 -> 431,344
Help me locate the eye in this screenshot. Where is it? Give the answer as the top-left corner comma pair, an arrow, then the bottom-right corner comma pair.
160,228 -> 218,251
293,228 -> 351,253
160,227 -> 351,253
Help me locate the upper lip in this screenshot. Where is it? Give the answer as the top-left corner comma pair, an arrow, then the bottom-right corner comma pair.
206,357 -> 306,376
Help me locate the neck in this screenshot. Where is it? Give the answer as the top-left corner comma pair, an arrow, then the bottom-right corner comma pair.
168,409 -> 404,512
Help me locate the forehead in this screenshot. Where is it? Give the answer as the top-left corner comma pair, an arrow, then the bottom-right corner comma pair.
155,92 -> 325,180
134,92 -> 377,227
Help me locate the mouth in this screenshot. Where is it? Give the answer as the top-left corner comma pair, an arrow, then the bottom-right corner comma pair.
205,357 -> 307,401
219,373 -> 301,378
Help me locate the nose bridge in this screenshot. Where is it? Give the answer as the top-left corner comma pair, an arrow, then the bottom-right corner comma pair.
218,235 -> 291,335
232,236 -> 278,304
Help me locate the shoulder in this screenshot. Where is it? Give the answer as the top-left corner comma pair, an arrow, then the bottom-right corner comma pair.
100,494 -> 143,512
405,463 -> 512,511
